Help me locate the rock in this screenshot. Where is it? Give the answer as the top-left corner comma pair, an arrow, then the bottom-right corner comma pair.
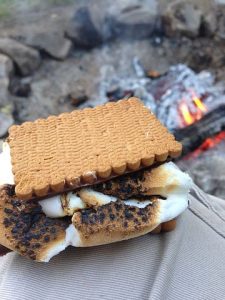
9,77 -> 31,98
66,1 -> 160,47
66,6 -> 105,48
216,5 -> 225,39
0,6 -> 73,60
0,54 -> 13,107
0,78 -> 10,107
113,2 -> 159,39
201,10 -> 217,36
0,110 -> 14,137
21,31 -> 72,60
162,1 -> 202,37
0,53 -> 13,78
69,88 -> 88,106
0,38 -> 41,76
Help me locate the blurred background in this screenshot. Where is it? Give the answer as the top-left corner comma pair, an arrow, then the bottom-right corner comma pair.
0,0 -> 225,198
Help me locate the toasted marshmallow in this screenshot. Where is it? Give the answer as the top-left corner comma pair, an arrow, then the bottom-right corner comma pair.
78,188 -> 117,206
40,162 -> 192,220
39,192 -> 86,218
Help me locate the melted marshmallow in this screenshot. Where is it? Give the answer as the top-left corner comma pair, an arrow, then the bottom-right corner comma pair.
42,224 -> 82,262
157,162 -> 192,223
0,142 -> 14,186
39,193 -> 86,218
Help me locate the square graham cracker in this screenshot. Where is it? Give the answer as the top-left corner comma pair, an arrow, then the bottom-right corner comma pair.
7,98 -> 182,200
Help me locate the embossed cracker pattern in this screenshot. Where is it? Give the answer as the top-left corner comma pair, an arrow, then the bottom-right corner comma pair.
8,98 -> 182,200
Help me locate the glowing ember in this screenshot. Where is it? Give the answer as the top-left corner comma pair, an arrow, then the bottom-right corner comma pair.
193,96 -> 207,113
179,102 -> 194,125
186,131 -> 225,159
179,92 -> 208,126
199,131 -> 225,150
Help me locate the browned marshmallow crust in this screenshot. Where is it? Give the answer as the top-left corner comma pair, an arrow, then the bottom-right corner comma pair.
0,185 -> 70,261
72,199 -> 160,247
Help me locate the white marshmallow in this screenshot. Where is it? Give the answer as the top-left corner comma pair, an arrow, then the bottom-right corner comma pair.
39,192 -> 86,218
0,142 -> 14,186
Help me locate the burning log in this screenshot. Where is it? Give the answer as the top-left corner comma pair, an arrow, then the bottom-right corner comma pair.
174,105 -> 225,156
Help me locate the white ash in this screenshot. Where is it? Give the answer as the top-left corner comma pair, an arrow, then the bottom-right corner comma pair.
94,63 -> 225,131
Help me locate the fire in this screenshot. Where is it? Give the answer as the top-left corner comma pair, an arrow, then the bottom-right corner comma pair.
192,96 -> 207,113
179,102 -> 194,125
179,90 -> 225,157
179,92 -> 207,126
199,131 -> 225,151
188,131 -> 225,159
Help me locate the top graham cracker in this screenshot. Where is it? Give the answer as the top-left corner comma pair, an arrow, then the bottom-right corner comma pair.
8,98 -> 182,200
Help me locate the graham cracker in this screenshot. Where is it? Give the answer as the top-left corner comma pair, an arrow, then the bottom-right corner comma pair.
8,98 -> 182,200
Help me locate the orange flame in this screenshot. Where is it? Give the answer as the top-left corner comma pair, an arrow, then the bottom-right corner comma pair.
193,96 -> 207,112
179,92 -> 208,126
179,102 -> 194,125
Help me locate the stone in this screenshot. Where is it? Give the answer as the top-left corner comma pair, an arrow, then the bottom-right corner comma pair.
162,1 -> 202,38
0,78 -> 10,107
201,10 -> 217,36
21,31 -> 72,60
66,1 -> 159,47
69,88 -> 88,106
0,38 -> 41,76
0,6 -> 73,60
0,110 -> 14,137
113,2 -> 159,39
0,54 -> 13,107
0,53 -> 13,78
66,6 -> 104,48
9,77 -> 31,98
217,5 -> 225,39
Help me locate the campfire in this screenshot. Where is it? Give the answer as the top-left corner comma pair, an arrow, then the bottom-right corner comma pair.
177,89 -> 225,158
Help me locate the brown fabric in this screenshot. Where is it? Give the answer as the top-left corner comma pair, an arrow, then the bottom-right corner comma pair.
1,184 -> 225,299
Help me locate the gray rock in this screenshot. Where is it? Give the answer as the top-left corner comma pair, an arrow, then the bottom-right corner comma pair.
9,77 -> 31,98
21,31 -> 72,60
66,1 -> 159,47
66,6 -> 105,48
69,87 -> 88,106
0,38 -> 41,76
0,54 -> 13,107
0,53 -> 13,78
0,110 -> 14,137
162,1 -> 202,37
0,6 -> 73,60
0,78 -> 10,107
201,10 -> 217,36
113,3 -> 159,39
217,5 -> 225,39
